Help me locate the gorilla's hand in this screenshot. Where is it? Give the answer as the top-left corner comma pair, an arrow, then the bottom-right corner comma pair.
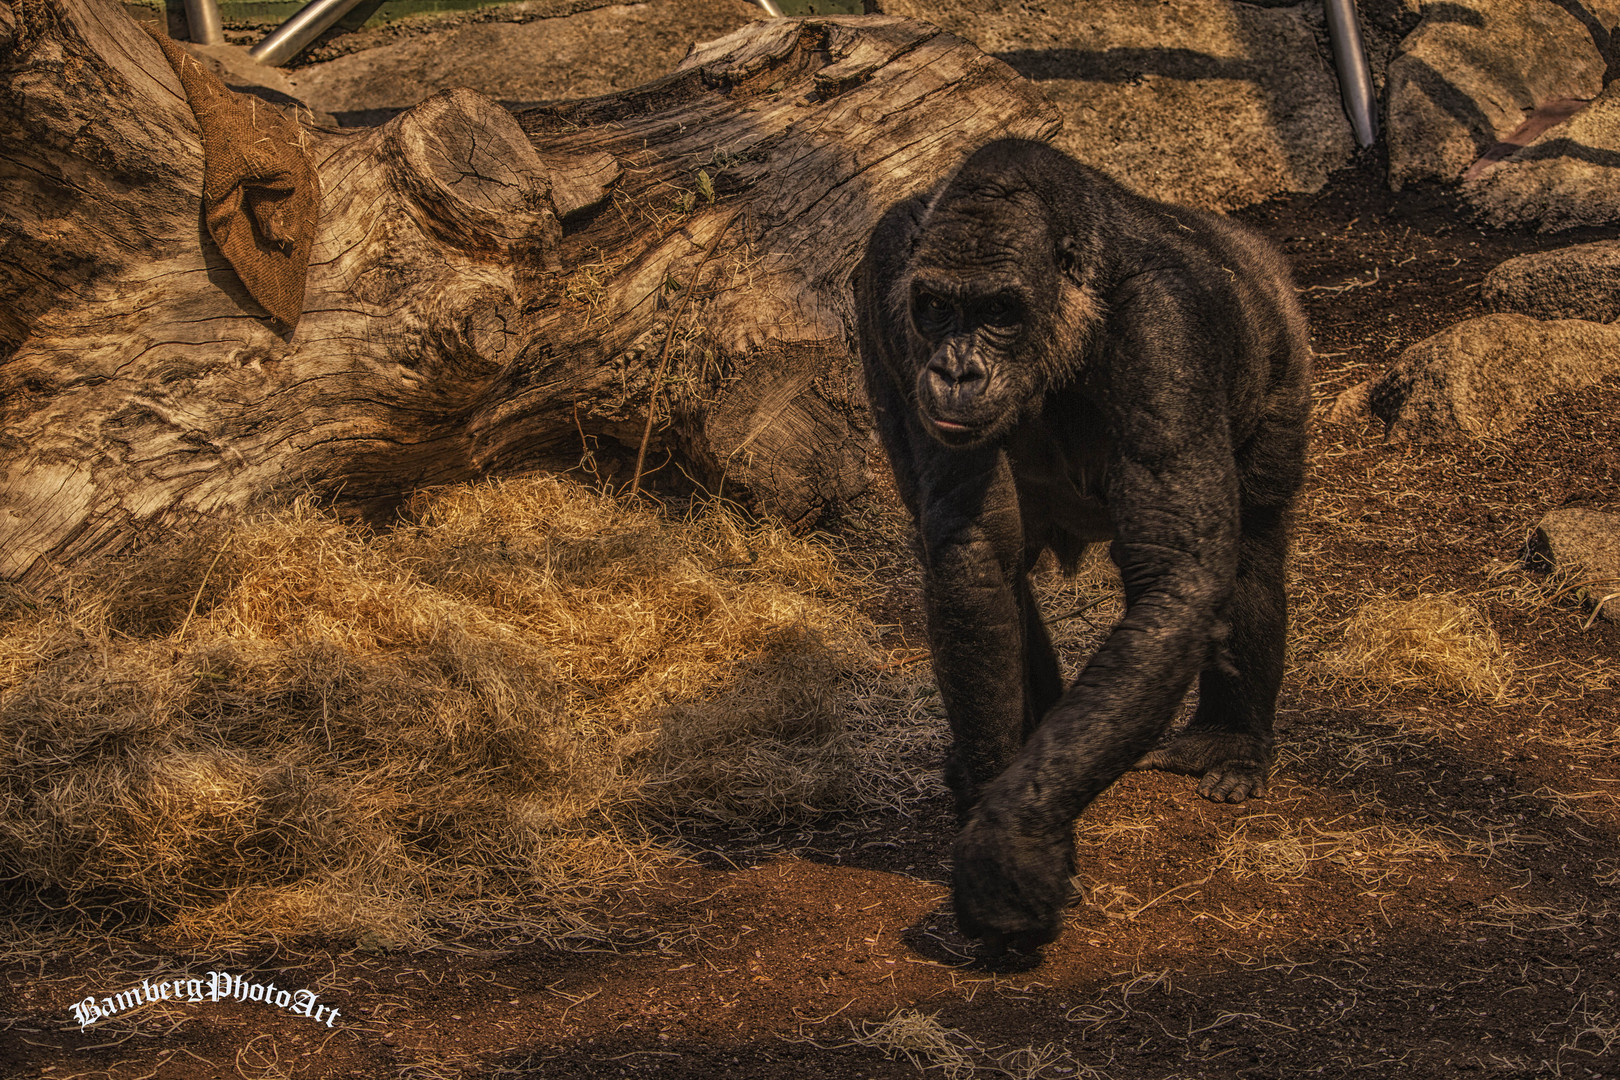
951,803 -> 1075,954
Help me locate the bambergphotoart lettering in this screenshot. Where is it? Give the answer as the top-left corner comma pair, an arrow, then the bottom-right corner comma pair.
68,972 -> 342,1030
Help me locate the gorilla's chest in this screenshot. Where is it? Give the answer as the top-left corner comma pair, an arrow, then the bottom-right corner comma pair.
1007,398 -> 1114,547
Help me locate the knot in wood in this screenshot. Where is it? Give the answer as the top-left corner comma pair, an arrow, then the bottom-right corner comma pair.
414,282 -> 522,385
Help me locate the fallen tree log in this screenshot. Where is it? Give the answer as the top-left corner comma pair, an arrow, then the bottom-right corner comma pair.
0,0 -> 1058,581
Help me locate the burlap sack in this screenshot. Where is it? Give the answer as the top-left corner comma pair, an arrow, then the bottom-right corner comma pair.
145,27 -> 320,328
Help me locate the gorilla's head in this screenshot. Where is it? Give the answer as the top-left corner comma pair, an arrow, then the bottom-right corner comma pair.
900,146 -> 1101,448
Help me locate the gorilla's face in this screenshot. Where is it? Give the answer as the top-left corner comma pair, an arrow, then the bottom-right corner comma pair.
902,190 -> 1083,448
907,280 -> 1034,447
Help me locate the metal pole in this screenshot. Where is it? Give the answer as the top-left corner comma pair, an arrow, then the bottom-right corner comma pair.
249,0 -> 367,66
183,0 -> 224,45
1324,0 -> 1378,148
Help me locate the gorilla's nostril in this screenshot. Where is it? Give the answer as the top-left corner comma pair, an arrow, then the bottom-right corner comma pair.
927,360 -> 985,389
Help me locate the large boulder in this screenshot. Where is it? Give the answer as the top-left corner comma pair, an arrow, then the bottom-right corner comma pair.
1464,81 -> 1620,231
284,0 -> 764,125
1361,314 -> 1620,441
1384,0 -> 1620,190
1482,241 -> 1620,322
879,0 -> 1355,211
1527,509 -> 1620,623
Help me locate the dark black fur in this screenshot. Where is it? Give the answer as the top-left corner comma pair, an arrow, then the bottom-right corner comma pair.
854,139 -> 1310,951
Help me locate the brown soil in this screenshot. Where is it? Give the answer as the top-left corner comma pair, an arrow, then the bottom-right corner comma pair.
4,159 -> 1619,1079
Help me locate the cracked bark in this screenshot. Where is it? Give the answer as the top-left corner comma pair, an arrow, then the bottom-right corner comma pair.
0,0 -> 1058,581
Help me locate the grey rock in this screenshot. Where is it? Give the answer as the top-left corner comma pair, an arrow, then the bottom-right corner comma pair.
1482,241 -> 1620,322
1367,314 -> 1620,441
283,0 -> 764,127
1465,81 -> 1620,231
1527,509 -> 1620,622
1384,0 -> 1619,190
879,0 -> 1355,212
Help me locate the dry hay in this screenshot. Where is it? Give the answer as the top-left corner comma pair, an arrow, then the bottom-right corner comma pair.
0,478 -> 926,949
801,1007 -> 1087,1080
1315,593 -> 1514,704
1029,547 -> 1124,684
848,1009 -> 983,1079
1213,813 -> 1454,886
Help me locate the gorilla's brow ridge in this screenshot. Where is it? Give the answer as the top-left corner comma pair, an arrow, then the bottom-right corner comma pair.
910,270 -> 1030,304
914,201 -> 1051,287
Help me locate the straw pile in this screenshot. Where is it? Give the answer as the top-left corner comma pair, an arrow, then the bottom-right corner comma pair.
0,478 -> 903,947
1318,593 -> 1515,704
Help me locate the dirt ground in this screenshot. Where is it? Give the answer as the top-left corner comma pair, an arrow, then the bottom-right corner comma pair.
4,150 -> 1619,1078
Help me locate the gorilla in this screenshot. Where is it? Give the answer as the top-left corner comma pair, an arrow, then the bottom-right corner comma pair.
854,139 -> 1310,952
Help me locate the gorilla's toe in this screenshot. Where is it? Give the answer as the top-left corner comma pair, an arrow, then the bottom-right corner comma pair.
1196,760 -> 1269,803
1134,731 -> 1272,804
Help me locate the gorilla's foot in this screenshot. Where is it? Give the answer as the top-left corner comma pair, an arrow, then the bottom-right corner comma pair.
1133,731 -> 1271,803
951,812 -> 1075,953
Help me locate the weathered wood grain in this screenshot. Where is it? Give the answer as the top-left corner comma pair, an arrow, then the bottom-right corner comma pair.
0,0 -> 1059,580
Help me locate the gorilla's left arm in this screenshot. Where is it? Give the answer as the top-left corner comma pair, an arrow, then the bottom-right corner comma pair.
952,273 -> 1244,947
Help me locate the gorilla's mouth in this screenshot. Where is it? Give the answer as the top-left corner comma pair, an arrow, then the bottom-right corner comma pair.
921,411 -> 989,446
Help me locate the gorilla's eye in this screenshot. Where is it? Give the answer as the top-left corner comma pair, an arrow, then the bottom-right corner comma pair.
980,296 -> 1020,327
915,293 -> 953,330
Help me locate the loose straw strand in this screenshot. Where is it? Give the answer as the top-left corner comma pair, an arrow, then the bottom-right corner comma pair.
630,210 -> 741,498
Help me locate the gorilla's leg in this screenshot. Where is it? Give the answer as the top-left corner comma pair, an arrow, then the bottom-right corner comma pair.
1134,503 -> 1288,802
1019,574 -> 1065,743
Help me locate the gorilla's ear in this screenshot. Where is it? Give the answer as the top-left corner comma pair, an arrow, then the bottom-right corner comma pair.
1056,235 -> 1086,287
